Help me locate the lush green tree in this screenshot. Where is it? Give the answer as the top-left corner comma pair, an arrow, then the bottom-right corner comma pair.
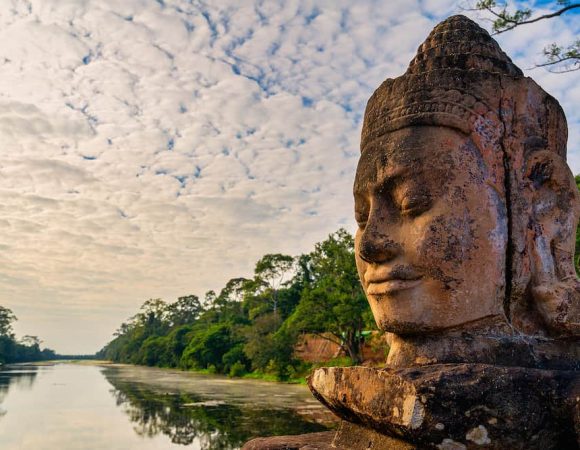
167,295 -> 202,327
136,298 -> 170,333
288,229 -> 373,364
135,335 -> 166,366
180,323 -> 241,372
164,325 -> 195,367
243,312 -> 282,371
470,0 -> 579,72
254,254 -> 294,314
220,277 -> 250,303
211,278 -> 250,323
222,343 -> 250,376
0,306 -> 16,337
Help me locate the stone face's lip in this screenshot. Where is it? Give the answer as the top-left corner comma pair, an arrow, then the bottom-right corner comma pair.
365,265 -> 423,295
367,278 -> 422,295
365,265 -> 422,282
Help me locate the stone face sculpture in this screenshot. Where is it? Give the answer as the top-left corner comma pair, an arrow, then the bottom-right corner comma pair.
243,15 -> 579,450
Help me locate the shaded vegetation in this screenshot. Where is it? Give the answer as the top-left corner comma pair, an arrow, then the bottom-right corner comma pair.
99,229 -> 376,380
0,306 -> 56,364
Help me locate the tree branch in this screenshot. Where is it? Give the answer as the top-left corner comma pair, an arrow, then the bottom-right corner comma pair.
309,331 -> 343,347
531,56 -> 580,72
483,3 -> 580,34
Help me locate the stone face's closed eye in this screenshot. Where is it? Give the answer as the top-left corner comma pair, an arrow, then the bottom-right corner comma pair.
400,195 -> 431,217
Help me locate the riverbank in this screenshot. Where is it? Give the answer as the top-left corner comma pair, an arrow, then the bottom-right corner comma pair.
90,355 -> 357,386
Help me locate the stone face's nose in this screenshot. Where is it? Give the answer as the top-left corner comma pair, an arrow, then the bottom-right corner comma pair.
358,228 -> 401,264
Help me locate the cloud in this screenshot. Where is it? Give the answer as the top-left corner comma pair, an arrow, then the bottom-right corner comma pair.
0,0 -> 576,353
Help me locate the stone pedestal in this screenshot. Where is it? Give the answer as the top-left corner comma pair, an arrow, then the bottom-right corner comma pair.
310,365 -> 579,449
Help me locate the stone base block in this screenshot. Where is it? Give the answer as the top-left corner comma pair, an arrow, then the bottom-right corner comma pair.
308,364 -> 579,450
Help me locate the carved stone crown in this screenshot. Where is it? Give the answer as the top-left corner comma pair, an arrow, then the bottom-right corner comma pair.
360,15 -> 566,159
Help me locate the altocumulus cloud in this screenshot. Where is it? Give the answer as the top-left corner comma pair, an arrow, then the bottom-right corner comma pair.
0,0 -> 576,353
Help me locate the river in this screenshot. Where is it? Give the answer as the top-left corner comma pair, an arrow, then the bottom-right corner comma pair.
0,362 -> 336,449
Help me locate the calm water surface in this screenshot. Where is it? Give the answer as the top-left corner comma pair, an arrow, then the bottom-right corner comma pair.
0,363 -> 334,450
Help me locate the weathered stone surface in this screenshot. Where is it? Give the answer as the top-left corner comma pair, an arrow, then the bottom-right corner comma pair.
332,421 -> 417,450
332,422 -> 417,450
309,365 -> 579,449
241,431 -> 335,450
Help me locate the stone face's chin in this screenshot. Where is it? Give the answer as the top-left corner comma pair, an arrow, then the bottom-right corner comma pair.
371,309 -> 464,336
366,294 -> 443,335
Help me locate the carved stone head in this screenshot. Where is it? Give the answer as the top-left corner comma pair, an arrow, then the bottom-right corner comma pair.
354,16 -> 579,347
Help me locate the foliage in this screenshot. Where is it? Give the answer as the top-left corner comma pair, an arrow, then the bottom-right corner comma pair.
0,306 -> 56,364
287,229 -> 374,364
180,323 -> 241,372
0,306 -> 16,337
253,253 -> 294,313
470,0 -> 580,72
167,295 -> 202,327
99,228 -> 377,379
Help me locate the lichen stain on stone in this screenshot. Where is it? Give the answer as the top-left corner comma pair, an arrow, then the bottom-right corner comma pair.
392,405 -> 400,418
402,394 -> 424,429
466,425 -> 492,445
437,438 -> 467,450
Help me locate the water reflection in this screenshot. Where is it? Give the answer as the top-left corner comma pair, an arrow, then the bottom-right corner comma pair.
104,368 -> 330,449
0,365 -> 38,415
0,364 -> 333,449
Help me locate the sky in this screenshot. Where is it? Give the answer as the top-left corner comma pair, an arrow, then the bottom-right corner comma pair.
0,0 -> 577,354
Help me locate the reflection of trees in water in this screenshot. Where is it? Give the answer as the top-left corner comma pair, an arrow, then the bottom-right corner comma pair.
104,372 -> 328,449
0,368 -> 38,392
0,367 -> 38,417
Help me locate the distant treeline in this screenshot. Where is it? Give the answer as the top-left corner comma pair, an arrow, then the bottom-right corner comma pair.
98,228 -> 375,380
56,354 -> 97,360
0,306 -> 56,364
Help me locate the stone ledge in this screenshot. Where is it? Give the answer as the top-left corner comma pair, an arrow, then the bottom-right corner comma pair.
308,364 -> 579,449
241,431 -> 336,450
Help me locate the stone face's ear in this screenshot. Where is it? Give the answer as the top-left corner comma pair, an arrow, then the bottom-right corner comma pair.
525,150 -> 580,336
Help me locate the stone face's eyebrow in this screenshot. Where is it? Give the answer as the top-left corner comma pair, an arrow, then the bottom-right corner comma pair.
354,155 -> 412,198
